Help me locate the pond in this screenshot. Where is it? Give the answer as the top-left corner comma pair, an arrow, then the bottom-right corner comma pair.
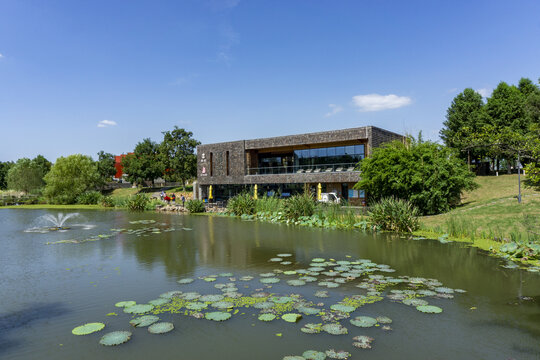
1,209 -> 539,359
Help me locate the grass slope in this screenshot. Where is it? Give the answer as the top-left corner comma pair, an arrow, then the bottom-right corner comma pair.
420,174 -> 540,242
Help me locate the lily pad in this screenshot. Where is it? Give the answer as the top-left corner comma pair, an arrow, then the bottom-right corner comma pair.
160,291 -> 183,299
115,301 -> 136,308
282,313 -> 302,323
314,290 -> 329,298
200,294 -> 225,302
99,331 -> 132,346
124,304 -> 154,314
181,292 -> 201,300
212,301 -> 234,309
301,323 -> 322,334
72,322 -> 105,335
416,305 -> 443,313
350,316 -> 377,328
330,304 -> 355,313
148,322 -> 174,334
149,298 -> 170,306
129,315 -> 160,327
375,316 -> 392,324
325,349 -> 351,359
283,270 -> 297,275
311,258 -> 325,262
402,298 -> 428,307
281,261 -> 292,265
322,323 -> 348,335
302,350 -> 326,360
287,279 -> 306,286
277,253 -> 292,257
352,335 -> 374,349
177,278 -> 194,284
258,313 -> 276,321
269,257 -> 283,262
185,302 -> 208,310
260,278 -> 280,284
205,311 -> 232,321
254,301 -> 275,309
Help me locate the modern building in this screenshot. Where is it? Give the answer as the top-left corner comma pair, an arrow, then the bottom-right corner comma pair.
195,126 -> 403,205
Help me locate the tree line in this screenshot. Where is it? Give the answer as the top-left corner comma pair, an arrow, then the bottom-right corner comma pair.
0,126 -> 199,204
440,77 -> 540,183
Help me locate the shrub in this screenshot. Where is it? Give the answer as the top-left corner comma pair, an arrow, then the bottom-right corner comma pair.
77,191 -> 103,205
186,199 -> 205,213
100,195 -> 115,207
255,196 -> 282,213
283,193 -> 315,220
368,197 -> 419,233
227,193 -> 256,215
127,193 -> 150,211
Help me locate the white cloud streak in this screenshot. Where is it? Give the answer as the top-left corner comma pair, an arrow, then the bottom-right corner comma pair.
352,94 -> 412,112
325,104 -> 343,117
97,120 -> 117,128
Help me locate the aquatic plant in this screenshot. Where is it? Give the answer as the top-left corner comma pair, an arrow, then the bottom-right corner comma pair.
148,322 -> 174,334
205,311 -> 232,321
129,315 -> 160,327
302,350 -> 327,360
350,316 -> 377,328
124,304 -> 154,314
258,313 -> 276,321
200,294 -> 224,302
177,278 -> 195,284
211,301 -> 234,309
416,305 -> 443,313
352,335 -> 374,349
115,301 -> 136,308
99,331 -> 132,346
376,316 -> 392,324
185,199 -> 206,213
402,298 -> 428,307
72,322 -> 105,335
330,304 -> 355,313
149,298 -> 170,306
185,302 -> 208,310
325,349 -> 351,359
322,323 -> 348,335
260,278 -> 280,284
282,313 -> 302,323
301,323 -> 322,334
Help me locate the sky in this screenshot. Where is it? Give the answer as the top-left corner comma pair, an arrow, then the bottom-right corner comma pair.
1,0 -> 540,162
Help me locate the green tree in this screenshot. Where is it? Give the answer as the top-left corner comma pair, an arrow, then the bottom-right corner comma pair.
486,82 -> 527,133
43,154 -> 101,204
440,88 -> 487,161
6,158 -> 46,193
520,77 -> 540,126
159,127 -> 200,190
96,151 -> 116,185
32,155 -> 52,177
0,161 -> 14,189
354,136 -> 477,215
121,138 -> 163,186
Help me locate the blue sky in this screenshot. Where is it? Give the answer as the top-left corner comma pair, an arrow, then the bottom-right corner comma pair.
1,0 -> 539,162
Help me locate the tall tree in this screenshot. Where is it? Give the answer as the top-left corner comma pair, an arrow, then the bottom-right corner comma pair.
121,138 -> 163,186
0,161 -> 14,189
7,158 -> 47,193
32,155 -> 52,177
43,154 -> 101,204
96,151 -> 116,185
485,82 -> 527,133
159,127 -> 200,190
521,77 -> 540,127
440,88 -> 486,161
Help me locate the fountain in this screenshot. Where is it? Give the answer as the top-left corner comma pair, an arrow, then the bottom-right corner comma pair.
25,212 -> 94,233
42,213 -> 79,230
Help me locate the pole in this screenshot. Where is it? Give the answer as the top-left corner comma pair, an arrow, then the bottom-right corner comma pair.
517,152 -> 521,204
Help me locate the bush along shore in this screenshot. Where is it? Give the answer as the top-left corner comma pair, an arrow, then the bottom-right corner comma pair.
218,193 -> 540,271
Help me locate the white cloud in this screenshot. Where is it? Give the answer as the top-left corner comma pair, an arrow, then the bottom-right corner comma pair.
325,104 -> 343,117
476,88 -> 492,98
0,53 -> 4,59
352,94 -> 412,112
97,120 -> 117,128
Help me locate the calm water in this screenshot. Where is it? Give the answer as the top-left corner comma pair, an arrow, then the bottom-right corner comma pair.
0,209 -> 539,360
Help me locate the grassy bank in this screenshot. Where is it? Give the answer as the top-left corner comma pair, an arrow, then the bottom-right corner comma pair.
419,174 -> 540,241
1,204 -> 107,210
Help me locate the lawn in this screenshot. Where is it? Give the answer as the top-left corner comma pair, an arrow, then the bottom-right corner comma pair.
420,174 -> 540,242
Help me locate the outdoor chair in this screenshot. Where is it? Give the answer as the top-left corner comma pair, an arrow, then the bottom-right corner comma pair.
335,166 -> 343,172
347,166 -> 355,172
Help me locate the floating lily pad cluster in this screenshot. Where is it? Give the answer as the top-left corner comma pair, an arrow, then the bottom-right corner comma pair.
73,254 -> 465,352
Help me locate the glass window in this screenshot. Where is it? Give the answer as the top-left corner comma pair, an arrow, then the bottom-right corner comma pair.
310,149 -> 318,158
318,148 -> 327,157
335,146 -> 345,156
327,147 -> 336,156
345,145 -> 355,155
354,144 -> 365,156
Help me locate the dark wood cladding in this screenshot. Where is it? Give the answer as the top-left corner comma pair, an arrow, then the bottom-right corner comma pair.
197,126 -> 403,186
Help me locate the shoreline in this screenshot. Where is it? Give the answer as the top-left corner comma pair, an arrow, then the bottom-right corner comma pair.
3,204 -> 538,268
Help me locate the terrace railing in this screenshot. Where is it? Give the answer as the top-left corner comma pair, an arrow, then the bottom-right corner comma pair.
246,162 -> 359,176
